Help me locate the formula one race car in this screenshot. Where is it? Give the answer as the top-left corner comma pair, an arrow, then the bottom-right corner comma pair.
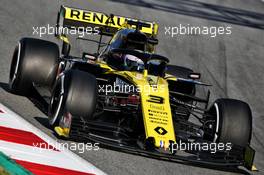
9,6 -> 256,172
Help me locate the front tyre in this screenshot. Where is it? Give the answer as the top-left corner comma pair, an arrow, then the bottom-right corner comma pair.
48,70 -> 98,128
208,98 -> 252,147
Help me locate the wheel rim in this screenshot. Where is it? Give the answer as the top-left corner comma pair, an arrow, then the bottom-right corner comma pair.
9,43 -> 21,89
213,103 -> 220,142
49,75 -> 64,125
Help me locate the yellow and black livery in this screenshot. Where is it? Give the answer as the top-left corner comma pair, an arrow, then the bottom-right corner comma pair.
8,5 -> 256,173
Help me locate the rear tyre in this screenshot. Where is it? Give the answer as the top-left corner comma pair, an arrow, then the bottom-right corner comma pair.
9,38 -> 59,95
208,98 -> 252,147
48,70 -> 97,128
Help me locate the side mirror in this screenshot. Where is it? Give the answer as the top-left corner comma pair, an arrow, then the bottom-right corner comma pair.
82,52 -> 97,63
62,41 -> 71,56
188,73 -> 201,79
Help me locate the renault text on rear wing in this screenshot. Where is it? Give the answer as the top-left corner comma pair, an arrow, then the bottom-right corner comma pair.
56,6 -> 158,37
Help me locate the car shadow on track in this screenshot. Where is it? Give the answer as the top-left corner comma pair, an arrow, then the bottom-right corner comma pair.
100,143 -> 252,175
34,116 -> 52,130
0,82 -> 9,92
0,81 -> 52,130
0,82 -> 48,113
109,0 -> 264,29
26,88 -> 53,130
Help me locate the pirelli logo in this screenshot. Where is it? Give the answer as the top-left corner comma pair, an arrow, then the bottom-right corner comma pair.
61,6 -> 158,36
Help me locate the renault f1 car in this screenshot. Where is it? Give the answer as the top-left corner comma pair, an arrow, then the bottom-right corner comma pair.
9,6 -> 256,172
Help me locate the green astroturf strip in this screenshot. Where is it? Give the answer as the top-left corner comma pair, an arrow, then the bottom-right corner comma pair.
0,152 -> 32,175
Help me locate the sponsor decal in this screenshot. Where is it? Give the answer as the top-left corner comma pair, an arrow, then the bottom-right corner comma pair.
62,6 -> 157,36
147,95 -> 164,104
154,126 -> 168,135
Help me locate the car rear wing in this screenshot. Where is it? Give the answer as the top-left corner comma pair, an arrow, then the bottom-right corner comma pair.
56,5 -> 159,39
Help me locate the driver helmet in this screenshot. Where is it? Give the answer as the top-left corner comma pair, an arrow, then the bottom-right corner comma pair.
123,54 -> 144,72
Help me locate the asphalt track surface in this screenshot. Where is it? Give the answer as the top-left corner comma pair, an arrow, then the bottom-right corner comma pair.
1,0 -> 264,174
